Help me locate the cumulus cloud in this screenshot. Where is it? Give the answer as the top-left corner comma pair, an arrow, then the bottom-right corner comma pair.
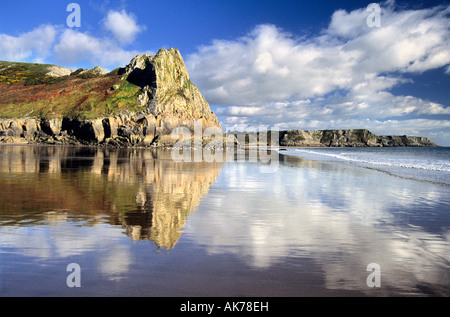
186,1 -> 450,144
0,10 -> 147,69
53,28 -> 146,68
0,25 -> 58,62
53,9 -> 147,68
188,4 -> 450,106
103,10 -> 144,45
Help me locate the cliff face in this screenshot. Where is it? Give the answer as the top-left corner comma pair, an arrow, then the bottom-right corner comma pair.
0,48 -> 221,147
279,129 -> 437,147
122,48 -> 220,130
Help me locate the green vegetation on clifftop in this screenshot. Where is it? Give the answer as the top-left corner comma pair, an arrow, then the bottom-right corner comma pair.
0,62 -> 143,120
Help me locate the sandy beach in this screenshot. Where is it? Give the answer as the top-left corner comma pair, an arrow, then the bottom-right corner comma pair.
0,144 -> 449,296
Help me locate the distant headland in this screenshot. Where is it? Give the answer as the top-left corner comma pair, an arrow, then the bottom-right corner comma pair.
229,129 -> 437,148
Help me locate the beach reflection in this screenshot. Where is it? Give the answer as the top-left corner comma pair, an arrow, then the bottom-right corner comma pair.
0,145 -> 449,296
0,145 -> 223,250
186,153 -> 450,296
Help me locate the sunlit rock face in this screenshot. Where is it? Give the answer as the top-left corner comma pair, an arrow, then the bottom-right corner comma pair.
122,48 -> 221,131
0,146 -> 223,250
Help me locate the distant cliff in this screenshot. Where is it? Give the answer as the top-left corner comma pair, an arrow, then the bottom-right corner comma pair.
0,48 -> 221,147
230,129 -> 437,147
279,129 -> 437,147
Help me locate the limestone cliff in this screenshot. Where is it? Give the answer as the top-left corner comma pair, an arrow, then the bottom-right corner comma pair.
121,48 -> 220,131
0,48 -> 221,147
278,129 -> 437,147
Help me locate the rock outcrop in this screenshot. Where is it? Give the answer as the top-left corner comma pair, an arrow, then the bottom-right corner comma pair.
45,65 -> 73,77
80,66 -> 108,76
278,129 -> 437,147
0,48 -> 221,147
119,48 -> 220,131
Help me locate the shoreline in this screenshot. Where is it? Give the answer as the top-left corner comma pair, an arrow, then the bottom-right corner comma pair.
0,140 -> 443,150
277,146 -> 450,188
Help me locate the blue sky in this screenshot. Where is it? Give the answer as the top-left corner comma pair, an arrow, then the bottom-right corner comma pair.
1,0 -> 449,145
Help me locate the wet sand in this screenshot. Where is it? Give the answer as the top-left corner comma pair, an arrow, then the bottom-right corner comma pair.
0,145 -> 449,296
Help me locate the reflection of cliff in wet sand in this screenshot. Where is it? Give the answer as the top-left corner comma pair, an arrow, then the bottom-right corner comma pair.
115,150 -> 223,249
0,145 -> 222,249
0,49 -> 221,148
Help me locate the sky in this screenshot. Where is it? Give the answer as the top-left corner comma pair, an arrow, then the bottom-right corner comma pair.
0,0 -> 449,145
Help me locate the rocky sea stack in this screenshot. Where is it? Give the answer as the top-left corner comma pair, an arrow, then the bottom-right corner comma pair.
0,48 -> 221,147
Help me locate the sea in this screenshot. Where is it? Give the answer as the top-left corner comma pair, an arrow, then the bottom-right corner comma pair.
278,147 -> 450,187
0,144 -> 449,299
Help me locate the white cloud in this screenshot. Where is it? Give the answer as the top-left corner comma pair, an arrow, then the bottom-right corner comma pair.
0,25 -> 58,62
186,2 -> 450,143
188,24 -> 357,105
188,4 -> 450,106
54,29 -> 103,64
103,10 -> 144,45
0,10 -> 147,69
327,8 -> 369,38
53,29 -> 147,69
339,5 -> 450,75
53,9 -> 147,68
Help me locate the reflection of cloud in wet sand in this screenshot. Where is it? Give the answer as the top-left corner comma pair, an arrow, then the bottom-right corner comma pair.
1,146 -> 449,294
0,221 -> 132,280
188,156 -> 450,295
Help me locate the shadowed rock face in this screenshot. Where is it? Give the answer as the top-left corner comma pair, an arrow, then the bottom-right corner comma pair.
0,48 -> 221,147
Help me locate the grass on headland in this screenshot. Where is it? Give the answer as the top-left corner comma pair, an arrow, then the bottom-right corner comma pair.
0,62 -> 144,120
0,64 -> 65,86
